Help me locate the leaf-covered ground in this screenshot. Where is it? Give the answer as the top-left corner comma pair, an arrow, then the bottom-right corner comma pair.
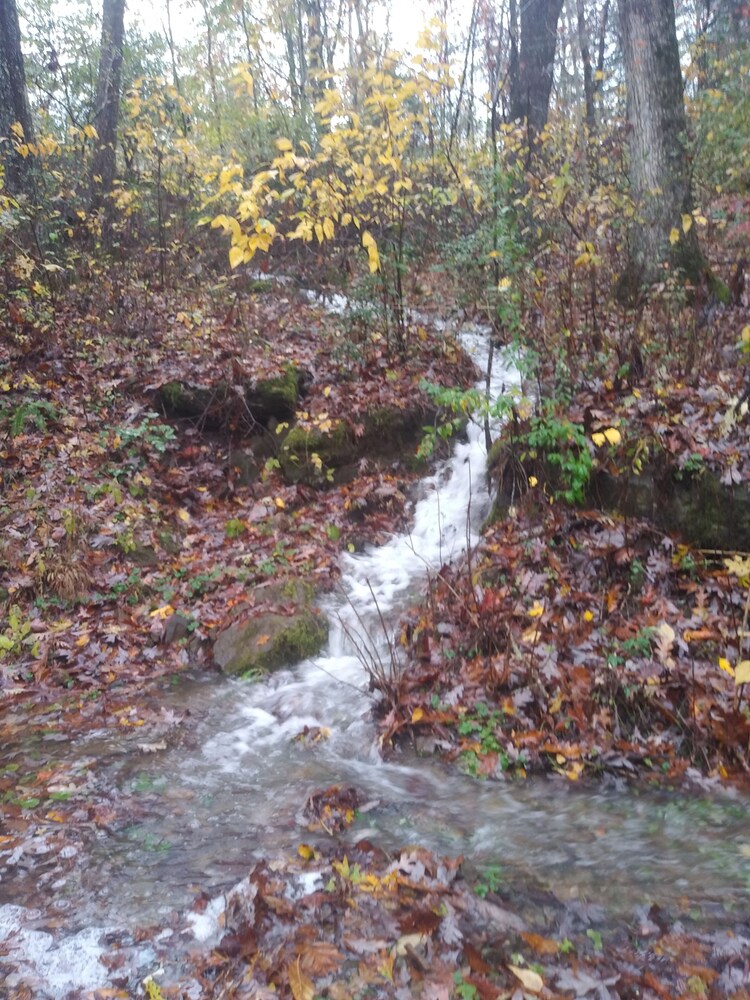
2,225 -> 750,997
378,194 -> 750,791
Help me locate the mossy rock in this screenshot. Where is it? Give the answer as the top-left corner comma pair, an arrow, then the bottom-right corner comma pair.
155,366 -> 301,432
360,406 -> 431,454
280,421 -> 356,484
228,449 -> 259,486
213,606 -> 328,676
155,380 -> 238,430
592,465 -> 750,550
279,404 -> 437,485
246,365 -> 301,424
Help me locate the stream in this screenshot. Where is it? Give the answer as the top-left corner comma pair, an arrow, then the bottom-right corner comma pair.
1,315 -> 749,996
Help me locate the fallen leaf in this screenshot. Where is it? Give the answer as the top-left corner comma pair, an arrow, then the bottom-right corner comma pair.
288,958 -> 314,1000
508,965 -> 544,993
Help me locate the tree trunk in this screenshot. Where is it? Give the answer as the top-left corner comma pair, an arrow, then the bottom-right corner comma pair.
617,0 -> 706,298
200,0 -> 223,147
515,0 -> 564,141
90,0 -> 126,218
0,0 -> 35,196
576,0 -> 596,138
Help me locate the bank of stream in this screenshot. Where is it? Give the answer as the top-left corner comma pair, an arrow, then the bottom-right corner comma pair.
1,317 -> 748,997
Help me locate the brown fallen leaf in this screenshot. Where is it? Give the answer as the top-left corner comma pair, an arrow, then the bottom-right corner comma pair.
288,956 -> 315,1000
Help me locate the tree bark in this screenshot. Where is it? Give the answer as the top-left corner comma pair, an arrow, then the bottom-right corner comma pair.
617,0 -> 706,298
0,0 -> 35,196
576,0 -> 596,139
510,0 -> 564,142
90,0 -> 126,218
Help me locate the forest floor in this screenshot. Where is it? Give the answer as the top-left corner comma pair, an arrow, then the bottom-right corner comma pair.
1,215 -> 750,997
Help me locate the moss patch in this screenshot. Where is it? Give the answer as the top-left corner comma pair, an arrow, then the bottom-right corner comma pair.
247,365 -> 301,423
213,607 -> 328,676
280,422 -> 355,484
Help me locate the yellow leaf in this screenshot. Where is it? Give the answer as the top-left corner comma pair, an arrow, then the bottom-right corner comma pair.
256,634 -> 271,646
323,385 -> 332,397
274,497 -> 286,509
145,981 -> 165,1000
724,555 -> 750,579
366,241 -> 380,273
323,217 -> 335,240
314,222 -> 324,244
604,427 -> 621,445
45,811 -> 66,823
288,958 -> 314,1000
229,245 -> 244,269
528,601 -> 544,618
735,661 -> 750,685
658,622 -> 675,644
508,965 -> 544,993
591,431 -> 606,446
584,610 -> 595,622
298,843 -> 315,860
411,707 -> 424,723
177,509 -> 191,523
498,276 -> 512,290
718,657 -> 735,677
669,228 -> 680,246
75,633 -> 90,647
528,475 -> 538,487
275,137 -> 293,152
682,213 -> 693,233
150,605 -> 175,620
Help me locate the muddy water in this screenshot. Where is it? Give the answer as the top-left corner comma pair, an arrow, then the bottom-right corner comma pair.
1,323 -> 749,995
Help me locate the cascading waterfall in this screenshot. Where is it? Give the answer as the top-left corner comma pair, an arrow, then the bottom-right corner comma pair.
201,326 -> 513,763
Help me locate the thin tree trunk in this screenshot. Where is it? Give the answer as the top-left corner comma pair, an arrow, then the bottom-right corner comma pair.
164,0 -> 190,136
90,0 -> 126,220
576,0 -> 596,137
200,0 -> 223,147
0,0 -> 35,196
508,0 -> 521,122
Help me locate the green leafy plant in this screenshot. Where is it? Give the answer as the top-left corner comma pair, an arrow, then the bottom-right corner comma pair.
0,605 -> 39,660
453,972 -> 479,999
473,864 -> 504,898
524,409 -> 593,504
225,518 -> 247,539
3,399 -> 58,437
110,413 -> 176,456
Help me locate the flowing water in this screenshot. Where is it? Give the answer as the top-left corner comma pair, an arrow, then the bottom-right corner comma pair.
1,318 -> 749,995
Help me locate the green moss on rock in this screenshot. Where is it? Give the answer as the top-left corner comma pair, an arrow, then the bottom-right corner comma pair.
247,365 -> 301,423
280,421 -> 355,484
213,607 -> 328,676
